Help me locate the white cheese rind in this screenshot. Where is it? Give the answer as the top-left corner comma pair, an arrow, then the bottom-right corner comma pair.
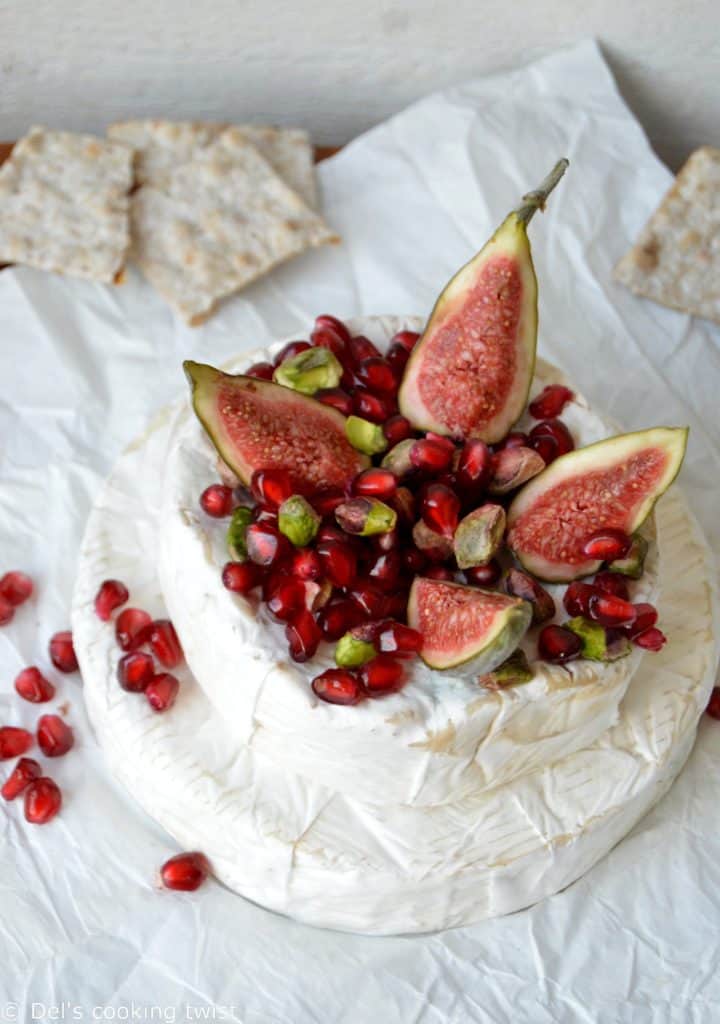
158,317 -> 659,807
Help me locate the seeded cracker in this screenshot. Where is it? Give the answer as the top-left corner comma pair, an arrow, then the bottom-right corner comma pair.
0,127 -> 133,282
108,119 -> 319,209
129,127 -> 338,324
614,147 -> 720,324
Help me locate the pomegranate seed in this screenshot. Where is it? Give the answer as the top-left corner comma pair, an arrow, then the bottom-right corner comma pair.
633,627 -> 667,652
37,715 -> 74,757
529,419 -> 574,456
319,599 -> 363,641
706,687 -> 720,720
402,546 -> 427,574
505,570 -> 555,624
352,468 -> 397,500
528,434 -> 558,464
94,578 -> 129,620
354,390 -> 394,423
285,609 -> 322,662
250,469 -> 293,507
500,431 -> 528,450
315,387 -> 354,416
383,414 -> 414,446
49,630 -> 78,672
252,504 -> 279,526
146,672 -> 180,712
455,439 -> 493,495
199,484 -> 234,518
625,603 -> 659,638
117,651 -> 155,692
588,593 -> 637,627
348,334 -> 382,363
421,483 -> 460,538
373,527 -> 401,553
386,343 -> 410,375
274,340 -> 311,365
24,777 -> 62,824
245,361 -> 275,380
385,590 -> 410,620
0,570 -> 33,606
290,548 -> 323,581
221,561 -> 262,593
391,329 -> 420,353
425,566 -> 455,581
317,540 -> 357,588
311,488 -> 346,517
0,726 -> 33,760
392,487 -> 416,526
311,324 -> 347,359
376,622 -> 423,654
14,667 -> 55,703
529,384 -> 574,419
313,314 -> 352,344
593,571 -> 630,600
161,851 -> 210,891
411,438 -> 453,475
1,757 -> 41,800
147,619 -> 183,668
0,596 -> 14,625
267,578 -> 307,621
563,582 -> 597,617
349,582 -> 388,619
115,608 -> 152,652
355,357 -> 397,394
360,654 -> 405,694
246,523 -> 289,566
582,529 -> 632,562
367,550 -> 402,591
312,669 -> 365,705
464,561 -> 501,587
538,624 -> 583,663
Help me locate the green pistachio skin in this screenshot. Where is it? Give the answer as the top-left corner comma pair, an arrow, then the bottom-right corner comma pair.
335,497 -> 397,536
227,506 -> 253,560
335,634 -> 377,668
346,415 -> 389,456
273,347 -> 343,395
278,495 -> 321,547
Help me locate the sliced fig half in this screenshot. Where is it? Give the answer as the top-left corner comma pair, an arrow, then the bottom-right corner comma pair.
399,160 -> 568,442
507,427 -> 687,582
407,577 -> 532,676
184,361 -> 369,492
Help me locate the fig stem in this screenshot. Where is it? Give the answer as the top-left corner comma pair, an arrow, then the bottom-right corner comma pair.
514,159 -> 569,225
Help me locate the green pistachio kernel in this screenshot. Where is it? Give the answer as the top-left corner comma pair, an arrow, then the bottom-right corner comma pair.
226,506 -> 253,561
345,415 -> 388,456
478,649 -> 534,689
565,616 -> 632,661
335,633 -> 376,669
453,503 -> 506,569
278,495 -> 321,547
381,438 -> 415,477
335,497 -> 397,536
273,347 -> 343,395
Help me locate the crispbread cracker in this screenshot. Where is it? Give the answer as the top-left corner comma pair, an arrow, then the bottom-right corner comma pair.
615,147 -> 720,324
108,119 -> 318,208
0,127 -> 133,282
130,127 -> 338,324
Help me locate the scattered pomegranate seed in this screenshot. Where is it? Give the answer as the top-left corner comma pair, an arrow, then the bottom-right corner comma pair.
385,590 -> 411,620
349,582 -> 388,619
37,715 -> 74,757
529,419 -> 574,457
392,487 -> 416,526
624,603 -> 658,637
289,548 -> 322,582
402,546 -> 427,574
267,578 -> 307,622
464,561 -> 501,587
391,329 -> 420,353
706,687 -> 720,720
411,438 -> 453,475
199,484 -> 234,518
582,529 -> 632,562
538,624 -> 583,663
315,387 -> 354,416
353,390 -> 395,424
348,334 -> 382,363
146,673 -> 180,712
311,324 -> 347,359
115,608 -> 152,652
360,654 -> 405,694
311,488 -> 347,517
317,540 -> 357,589
0,726 -> 33,760
252,504 -> 279,526
48,631 -> 78,673
94,578 -> 129,621
161,851 -> 211,891
588,593 -> 637,627
246,523 -> 290,567
14,667 -> 55,703
274,339 -> 311,365
262,568 -> 291,602
313,314 -> 352,344
421,483 -> 461,537
285,609 -> 322,662
455,439 -> 493,495
147,619 -> 183,668
528,433 -> 558,464
312,669 -> 364,705
355,357 -> 397,394
0,596 -> 14,626
221,561 -> 262,594
593,571 -> 630,601
425,565 -> 455,581
386,343 -> 410,375
633,627 -> 667,652
373,527 -> 401,552
529,384 -> 574,419
352,468 -> 397,500
500,431 -> 528,450
0,571 -> 34,606
117,651 -> 155,692
24,777 -> 62,824
245,361 -> 275,380
250,468 -> 293,507
1,757 -> 41,800
376,622 -> 423,654
563,582 -> 596,617
383,414 -> 414,446
319,599 -> 363,641
505,569 -> 555,624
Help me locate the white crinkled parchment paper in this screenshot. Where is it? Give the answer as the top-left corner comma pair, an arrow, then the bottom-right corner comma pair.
0,38 -> 719,1022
